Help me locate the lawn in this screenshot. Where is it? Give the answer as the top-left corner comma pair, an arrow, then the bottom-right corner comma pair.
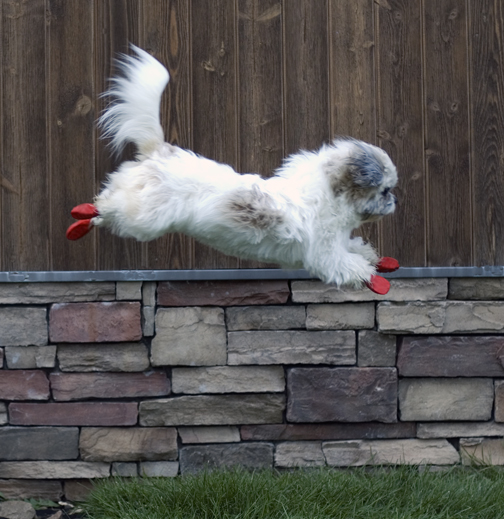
83,466 -> 504,519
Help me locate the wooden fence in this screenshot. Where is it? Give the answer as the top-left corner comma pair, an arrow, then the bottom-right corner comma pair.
1,0 -> 503,271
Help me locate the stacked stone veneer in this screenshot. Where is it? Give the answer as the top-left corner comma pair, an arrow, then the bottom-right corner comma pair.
2,277 -> 504,499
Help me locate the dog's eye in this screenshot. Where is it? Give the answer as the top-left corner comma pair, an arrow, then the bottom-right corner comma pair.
382,188 -> 390,196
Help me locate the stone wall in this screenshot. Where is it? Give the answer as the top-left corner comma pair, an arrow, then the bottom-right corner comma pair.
1,277 -> 504,500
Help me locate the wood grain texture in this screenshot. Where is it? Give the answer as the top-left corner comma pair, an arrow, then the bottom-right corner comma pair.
376,0 -> 426,266
191,0 -> 240,269
1,0 -> 49,270
470,0 -> 504,265
424,0 -> 472,266
48,0 -> 96,270
143,0 -> 194,270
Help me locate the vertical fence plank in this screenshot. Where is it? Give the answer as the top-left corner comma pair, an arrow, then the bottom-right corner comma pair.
191,0 -> 240,269
424,0 -> 472,266
471,0 -> 504,265
143,0 -> 194,270
376,0 -> 426,266
2,0 -> 49,270
94,0 -> 146,270
48,0 -> 96,270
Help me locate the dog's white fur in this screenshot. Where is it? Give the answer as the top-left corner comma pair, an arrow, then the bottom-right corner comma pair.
94,46 -> 398,287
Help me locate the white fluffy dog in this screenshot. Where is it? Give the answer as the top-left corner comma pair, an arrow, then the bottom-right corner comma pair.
67,46 -> 399,293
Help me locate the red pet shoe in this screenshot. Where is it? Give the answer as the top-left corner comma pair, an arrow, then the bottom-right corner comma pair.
66,219 -> 93,241
376,257 -> 400,273
71,203 -> 99,220
365,274 -> 391,295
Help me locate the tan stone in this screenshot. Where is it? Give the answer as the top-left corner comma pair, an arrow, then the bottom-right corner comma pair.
5,346 -> 56,369
418,422 -> 504,439
306,303 -> 375,330
0,501 -> 35,519
275,442 -> 325,468
460,438 -> 504,465
178,426 -> 240,444
116,282 -> 142,300
142,282 -> 157,306
0,307 -> 47,347
0,462 -> 110,479
63,480 -> 94,501
0,480 -> 62,500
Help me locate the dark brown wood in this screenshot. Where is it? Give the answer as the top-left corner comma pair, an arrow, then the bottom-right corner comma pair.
376,0 -> 426,266
424,0 -> 472,266
191,0 -> 240,269
471,0 -> 504,265
47,0 -> 96,270
1,0 -> 49,270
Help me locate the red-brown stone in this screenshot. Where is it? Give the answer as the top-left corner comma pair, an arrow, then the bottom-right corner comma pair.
50,372 -> 170,401
157,281 -> 290,306
49,302 -> 142,343
9,402 -> 137,426
0,371 -> 49,400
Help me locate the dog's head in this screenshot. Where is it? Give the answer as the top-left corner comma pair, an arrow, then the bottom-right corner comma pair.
326,138 -> 398,224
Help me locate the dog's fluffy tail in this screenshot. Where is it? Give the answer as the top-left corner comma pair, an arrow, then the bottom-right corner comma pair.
99,45 -> 169,157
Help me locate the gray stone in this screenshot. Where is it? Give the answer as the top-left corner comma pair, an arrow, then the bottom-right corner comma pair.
112,462 -> 138,477
323,439 -> 459,466
180,443 -> 273,474
0,500 -> 35,519
418,422 -> 504,439
140,394 -> 285,426
449,278 -> 504,300
493,380 -> 504,422
225,306 -> 306,331
79,427 -> 178,462
172,366 -> 285,394
0,462 -> 110,479
142,306 -> 155,337
287,368 -> 397,423
0,403 -> 7,425
178,426 -> 240,444
275,442 -> 325,468
116,281 -> 142,300
306,303 -> 375,330
5,346 -> 57,369
460,438 -> 504,465
142,282 -> 157,306
227,331 -> 355,365
399,379 -> 494,421
151,308 -> 226,366
0,307 -> 47,346
443,302 -> 504,333
358,331 -> 396,367
140,462 -> 179,477
0,282 -> 115,304
292,278 -> 447,303
0,427 -> 78,460
57,343 -> 149,372
0,480 -> 62,500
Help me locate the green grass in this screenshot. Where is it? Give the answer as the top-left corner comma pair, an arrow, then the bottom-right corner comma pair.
83,466 -> 504,519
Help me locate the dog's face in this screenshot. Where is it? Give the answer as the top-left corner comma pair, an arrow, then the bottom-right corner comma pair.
326,138 -> 398,224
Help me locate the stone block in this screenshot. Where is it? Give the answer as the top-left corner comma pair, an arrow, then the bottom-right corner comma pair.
0,462 -> 110,479
323,439 -> 459,466
460,438 -> 504,465
399,379 -> 494,421
151,308 -> 226,366
0,403 -> 7,425
158,280 -> 289,306
306,304 -> 375,330
0,480 -> 62,500
227,331 -> 355,365
0,371 -> 49,400
494,380 -> 504,422
449,278 -> 504,300
0,501 -> 35,519
287,368 -> 397,423
112,462 -> 138,477
9,402 -> 138,426
292,279 -> 447,303
5,346 -> 57,370
226,306 -> 306,331
49,302 -> 142,343
275,442 -> 325,468
0,307 -> 47,347
241,422 -> 416,441
0,427 -> 78,460
179,426 -> 240,444
418,422 -> 504,439
57,343 -> 149,372
142,282 -> 157,306
80,427 -> 177,462
140,394 -> 285,426
140,462 -> 179,477
0,347 -> 3,367
172,366 -> 284,394
116,282 -> 142,300
398,336 -> 504,377
0,282 -> 115,304
50,372 -> 170,401
63,480 -> 94,501
180,443 -> 273,474
444,302 -> 504,333
358,331 -> 397,367
142,306 -> 155,336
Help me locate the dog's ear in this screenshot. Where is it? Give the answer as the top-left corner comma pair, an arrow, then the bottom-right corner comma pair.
346,149 -> 384,188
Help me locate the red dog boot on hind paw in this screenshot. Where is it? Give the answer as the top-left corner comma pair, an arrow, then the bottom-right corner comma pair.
376,257 -> 400,273
70,203 -> 99,220
365,274 -> 391,295
66,219 -> 94,241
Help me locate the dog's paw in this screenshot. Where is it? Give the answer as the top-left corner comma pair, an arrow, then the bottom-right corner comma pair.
376,257 -> 399,273
66,219 -> 93,240
365,274 -> 391,295
71,203 -> 99,220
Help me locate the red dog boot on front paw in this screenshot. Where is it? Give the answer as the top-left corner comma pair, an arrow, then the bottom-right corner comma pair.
365,274 -> 391,295
376,257 -> 400,273
66,219 -> 93,241
71,203 -> 99,220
